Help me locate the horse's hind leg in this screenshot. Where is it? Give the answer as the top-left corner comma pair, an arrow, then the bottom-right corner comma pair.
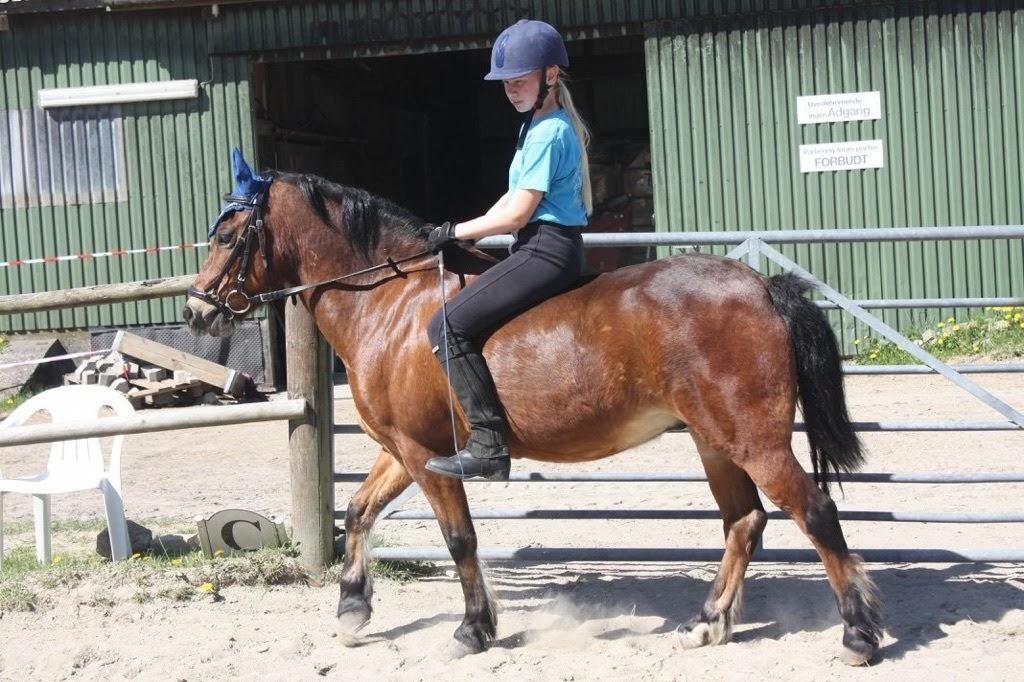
337,448 -> 413,642
677,434 -> 767,648
741,445 -> 882,665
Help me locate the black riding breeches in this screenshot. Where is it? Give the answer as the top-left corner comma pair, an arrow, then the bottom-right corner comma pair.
427,222 -> 584,350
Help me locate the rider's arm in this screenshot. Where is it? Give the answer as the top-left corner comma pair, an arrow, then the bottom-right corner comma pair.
454,188 -> 543,241
484,192 -> 511,216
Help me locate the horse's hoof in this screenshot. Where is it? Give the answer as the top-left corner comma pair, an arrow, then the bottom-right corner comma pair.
840,625 -> 879,666
448,623 -> 488,659
674,611 -> 730,650
447,637 -> 485,659
839,645 -> 876,666
337,604 -> 371,647
674,621 -> 712,649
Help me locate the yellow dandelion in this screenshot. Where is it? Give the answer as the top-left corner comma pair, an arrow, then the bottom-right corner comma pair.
131,553 -> 142,560
937,322 -> 945,328
1015,313 -> 1022,321
214,549 -> 225,558
171,558 -> 183,566
853,339 -> 861,345
200,582 -> 215,593
947,317 -> 955,323
51,555 -> 62,565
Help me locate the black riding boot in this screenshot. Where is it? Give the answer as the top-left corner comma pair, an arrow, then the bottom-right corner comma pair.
425,333 -> 511,481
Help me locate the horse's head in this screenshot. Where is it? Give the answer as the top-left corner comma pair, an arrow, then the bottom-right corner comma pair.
184,148 -> 277,337
185,153 -> 472,338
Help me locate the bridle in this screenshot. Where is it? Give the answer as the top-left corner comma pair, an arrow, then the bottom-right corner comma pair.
188,188 -> 435,320
187,191 -> 271,319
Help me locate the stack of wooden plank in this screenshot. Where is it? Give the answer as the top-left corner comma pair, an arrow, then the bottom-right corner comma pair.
64,331 -> 249,409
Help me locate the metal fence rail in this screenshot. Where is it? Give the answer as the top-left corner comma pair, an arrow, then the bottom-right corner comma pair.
335,420 -> 1022,436
372,547 -> 1024,564
476,226 -> 1024,248
360,508 -> 1024,524
334,471 -> 1024,484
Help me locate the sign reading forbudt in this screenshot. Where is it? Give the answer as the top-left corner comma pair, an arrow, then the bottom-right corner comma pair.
800,140 -> 884,173
797,91 -> 881,124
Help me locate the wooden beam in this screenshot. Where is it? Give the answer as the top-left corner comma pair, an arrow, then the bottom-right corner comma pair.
286,300 -> 335,573
0,399 -> 308,448
0,275 -> 193,314
113,330 -> 245,394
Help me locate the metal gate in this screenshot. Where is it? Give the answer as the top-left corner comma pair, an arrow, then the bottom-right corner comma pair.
335,227 -> 1024,564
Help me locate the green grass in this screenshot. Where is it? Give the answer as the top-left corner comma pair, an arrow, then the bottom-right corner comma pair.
2,516 -> 199,538
0,580 -> 38,612
852,307 -> 1024,365
368,558 -> 440,583
0,389 -> 32,415
356,533 -> 440,584
0,545 -> 104,611
0,541 -> 313,614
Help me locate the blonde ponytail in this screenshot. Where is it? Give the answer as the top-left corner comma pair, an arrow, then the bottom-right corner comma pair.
554,69 -> 593,216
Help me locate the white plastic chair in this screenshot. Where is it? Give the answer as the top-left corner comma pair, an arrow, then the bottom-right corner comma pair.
0,385 -> 134,568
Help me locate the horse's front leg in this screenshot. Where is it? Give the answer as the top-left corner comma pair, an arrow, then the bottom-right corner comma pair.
337,448 -> 412,643
405,444 -> 497,657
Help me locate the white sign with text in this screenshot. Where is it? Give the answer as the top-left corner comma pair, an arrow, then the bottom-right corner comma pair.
797,91 -> 881,124
799,140 -> 884,173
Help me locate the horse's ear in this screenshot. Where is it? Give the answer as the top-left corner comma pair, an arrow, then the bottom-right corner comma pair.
231,147 -> 254,186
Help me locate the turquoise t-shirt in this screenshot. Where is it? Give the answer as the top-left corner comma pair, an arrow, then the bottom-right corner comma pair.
507,109 -> 588,227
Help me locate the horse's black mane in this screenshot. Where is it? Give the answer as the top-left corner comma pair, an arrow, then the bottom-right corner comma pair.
265,170 -> 429,256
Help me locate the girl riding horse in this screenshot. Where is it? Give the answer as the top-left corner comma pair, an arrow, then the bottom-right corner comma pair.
424,19 -> 592,482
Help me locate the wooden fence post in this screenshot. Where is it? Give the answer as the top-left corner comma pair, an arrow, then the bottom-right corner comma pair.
286,299 -> 335,572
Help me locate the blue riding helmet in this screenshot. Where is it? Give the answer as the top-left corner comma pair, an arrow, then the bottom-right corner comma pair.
484,19 -> 569,81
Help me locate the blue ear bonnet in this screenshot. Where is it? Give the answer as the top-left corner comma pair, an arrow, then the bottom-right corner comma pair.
208,148 -> 273,237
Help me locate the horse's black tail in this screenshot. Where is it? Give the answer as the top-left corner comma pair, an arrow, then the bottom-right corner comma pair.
765,272 -> 864,494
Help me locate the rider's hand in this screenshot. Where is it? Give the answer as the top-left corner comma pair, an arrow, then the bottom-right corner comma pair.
426,222 -> 465,254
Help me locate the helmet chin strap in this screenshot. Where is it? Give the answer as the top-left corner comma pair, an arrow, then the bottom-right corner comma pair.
516,69 -> 551,150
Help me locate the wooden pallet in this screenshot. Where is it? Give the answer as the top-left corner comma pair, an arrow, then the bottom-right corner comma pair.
64,372 -> 206,408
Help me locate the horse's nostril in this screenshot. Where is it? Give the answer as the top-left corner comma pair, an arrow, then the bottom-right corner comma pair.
182,306 -> 193,322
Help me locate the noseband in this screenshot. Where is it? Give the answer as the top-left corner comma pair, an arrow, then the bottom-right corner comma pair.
188,190 -> 436,320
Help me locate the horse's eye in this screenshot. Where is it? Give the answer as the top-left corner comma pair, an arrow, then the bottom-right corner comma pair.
217,231 -> 234,246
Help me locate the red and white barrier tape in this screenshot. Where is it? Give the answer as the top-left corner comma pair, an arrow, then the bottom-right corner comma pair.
0,348 -> 112,372
1,242 -> 208,268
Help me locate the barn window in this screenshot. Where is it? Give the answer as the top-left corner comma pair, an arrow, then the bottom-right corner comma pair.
0,104 -> 127,209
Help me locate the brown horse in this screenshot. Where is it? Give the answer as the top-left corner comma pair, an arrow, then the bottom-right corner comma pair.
184,171 -> 883,665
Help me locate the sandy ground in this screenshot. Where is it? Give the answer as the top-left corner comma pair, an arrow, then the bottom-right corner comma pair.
1,374 -> 1023,680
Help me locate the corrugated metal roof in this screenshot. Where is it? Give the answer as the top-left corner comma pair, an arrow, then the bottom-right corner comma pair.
0,0 -> 265,14
0,1 -> 105,12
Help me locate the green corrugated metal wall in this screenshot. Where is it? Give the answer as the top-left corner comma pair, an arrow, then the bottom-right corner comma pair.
3,0 -> 1020,337
645,1 -> 1024,345
0,8 -> 253,331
